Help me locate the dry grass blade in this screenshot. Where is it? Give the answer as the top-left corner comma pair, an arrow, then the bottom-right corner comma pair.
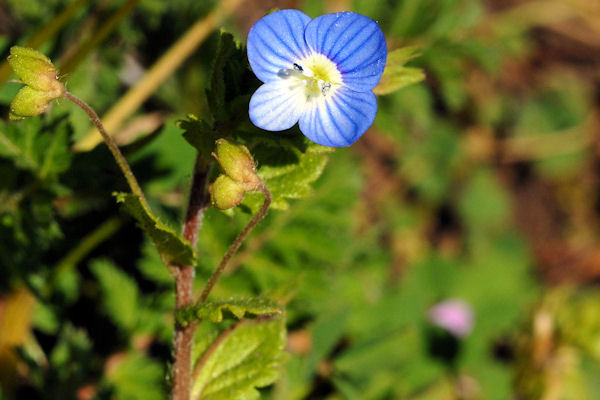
74,0 -> 244,152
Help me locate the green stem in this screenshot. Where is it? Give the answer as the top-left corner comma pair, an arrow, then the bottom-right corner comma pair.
64,91 -> 149,208
197,185 -> 272,303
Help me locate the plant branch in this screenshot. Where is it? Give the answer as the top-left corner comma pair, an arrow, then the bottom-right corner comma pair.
197,185 -> 272,303
182,158 -> 212,249
172,155 -> 211,400
64,91 -> 149,208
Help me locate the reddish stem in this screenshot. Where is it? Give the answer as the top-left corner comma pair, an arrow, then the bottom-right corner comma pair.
172,156 -> 211,400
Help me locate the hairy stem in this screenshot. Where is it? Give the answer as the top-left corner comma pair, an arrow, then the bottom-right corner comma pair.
198,185 -> 272,303
172,265 -> 195,400
172,156 -> 211,400
64,92 -> 148,208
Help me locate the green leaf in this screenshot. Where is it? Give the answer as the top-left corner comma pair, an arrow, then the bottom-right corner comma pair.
49,324 -> 92,371
387,46 -> 422,65
334,328 -> 443,398
0,116 -> 72,178
458,169 -> 510,233
179,115 -> 219,158
177,297 -> 283,327
206,31 -> 256,122
0,118 -> 43,170
242,140 -> 332,211
105,353 -> 165,400
131,120 -> 198,195
114,192 -> 196,266
373,47 -> 425,95
137,238 -> 173,285
90,259 -> 139,331
54,266 -> 81,305
33,301 -> 59,334
181,118 -> 332,212
38,119 -> 71,179
192,316 -> 287,400
306,311 -> 349,377
400,122 -> 461,203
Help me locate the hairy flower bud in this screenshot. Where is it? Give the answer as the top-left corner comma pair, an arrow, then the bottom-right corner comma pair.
209,174 -> 247,210
213,139 -> 261,191
9,86 -> 57,120
7,46 -> 65,120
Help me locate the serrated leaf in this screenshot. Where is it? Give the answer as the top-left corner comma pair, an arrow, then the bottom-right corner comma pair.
0,118 -> 45,170
179,115 -> 219,157
114,192 -> 196,266
206,32 -> 255,122
373,47 -> 425,95
90,259 -> 139,331
38,119 -> 71,179
206,32 -> 237,121
0,116 -> 72,178
242,143 -> 330,212
177,297 -> 283,326
192,316 -> 287,400
267,153 -> 327,198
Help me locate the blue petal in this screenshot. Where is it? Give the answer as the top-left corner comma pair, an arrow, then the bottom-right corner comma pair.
247,10 -> 312,83
249,80 -> 307,131
298,87 -> 377,147
304,12 -> 387,92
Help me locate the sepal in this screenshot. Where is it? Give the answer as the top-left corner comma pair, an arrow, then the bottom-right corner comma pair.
213,139 -> 261,191
7,46 -> 65,119
209,175 -> 247,210
9,86 -> 56,120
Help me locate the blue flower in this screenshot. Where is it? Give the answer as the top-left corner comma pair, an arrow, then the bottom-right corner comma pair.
247,10 -> 387,147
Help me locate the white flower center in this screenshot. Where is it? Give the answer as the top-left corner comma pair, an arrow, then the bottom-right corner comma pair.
279,53 -> 342,100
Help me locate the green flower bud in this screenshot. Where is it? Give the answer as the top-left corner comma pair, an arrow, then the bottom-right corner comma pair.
9,86 -> 57,120
7,46 -> 65,118
213,139 -> 261,191
209,174 -> 247,210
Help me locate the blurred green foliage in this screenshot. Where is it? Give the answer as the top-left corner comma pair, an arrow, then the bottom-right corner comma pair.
2,0 -> 600,399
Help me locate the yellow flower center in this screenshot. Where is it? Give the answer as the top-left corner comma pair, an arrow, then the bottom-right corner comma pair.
280,53 -> 342,100
299,53 -> 342,99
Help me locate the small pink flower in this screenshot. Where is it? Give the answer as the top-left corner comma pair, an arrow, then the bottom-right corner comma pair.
428,299 -> 474,338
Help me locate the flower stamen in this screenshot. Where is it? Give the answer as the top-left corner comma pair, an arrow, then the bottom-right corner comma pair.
320,81 -> 332,96
278,53 -> 342,100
